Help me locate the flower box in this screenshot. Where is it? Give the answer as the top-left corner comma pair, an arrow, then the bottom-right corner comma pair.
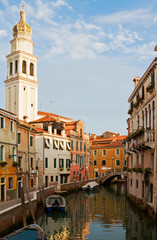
0,161 -> 8,166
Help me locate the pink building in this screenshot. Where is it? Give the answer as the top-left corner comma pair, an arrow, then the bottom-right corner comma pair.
65,120 -> 89,182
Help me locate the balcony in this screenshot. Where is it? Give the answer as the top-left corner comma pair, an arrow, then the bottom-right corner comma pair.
125,129 -> 155,152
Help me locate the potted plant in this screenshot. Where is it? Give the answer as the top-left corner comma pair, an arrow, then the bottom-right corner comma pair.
13,161 -> 19,166
0,161 -> 8,166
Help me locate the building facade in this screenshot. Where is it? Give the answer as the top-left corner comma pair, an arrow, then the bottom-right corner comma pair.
65,120 -> 89,182
89,132 -> 126,179
125,56 -> 157,214
17,120 -> 37,197
0,108 -> 19,201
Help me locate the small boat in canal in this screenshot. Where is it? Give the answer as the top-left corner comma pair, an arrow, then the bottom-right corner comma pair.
45,195 -> 66,212
1,224 -> 46,240
82,181 -> 99,191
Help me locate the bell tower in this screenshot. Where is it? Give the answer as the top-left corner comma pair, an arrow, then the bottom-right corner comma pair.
4,8 -> 39,122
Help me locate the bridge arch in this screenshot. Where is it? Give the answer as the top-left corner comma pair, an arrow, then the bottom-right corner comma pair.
100,171 -> 127,184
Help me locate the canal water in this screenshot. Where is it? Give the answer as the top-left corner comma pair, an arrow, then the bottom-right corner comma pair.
36,184 -> 157,239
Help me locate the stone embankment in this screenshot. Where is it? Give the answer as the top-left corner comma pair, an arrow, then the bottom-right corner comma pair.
0,180 -> 89,237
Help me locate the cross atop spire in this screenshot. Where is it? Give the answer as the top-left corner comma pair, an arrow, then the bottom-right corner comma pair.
21,1 -> 25,10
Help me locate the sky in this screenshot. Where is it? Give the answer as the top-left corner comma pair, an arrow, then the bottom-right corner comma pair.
0,0 -> 157,135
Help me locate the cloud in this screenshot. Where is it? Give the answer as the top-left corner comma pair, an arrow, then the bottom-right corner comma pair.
0,30 -> 7,38
94,8 -> 153,25
51,0 -> 73,10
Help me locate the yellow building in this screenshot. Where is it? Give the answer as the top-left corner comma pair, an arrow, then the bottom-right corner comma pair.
0,108 -> 19,201
89,131 -> 127,179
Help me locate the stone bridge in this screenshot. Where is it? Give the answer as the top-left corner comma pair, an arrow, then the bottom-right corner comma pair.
100,170 -> 127,184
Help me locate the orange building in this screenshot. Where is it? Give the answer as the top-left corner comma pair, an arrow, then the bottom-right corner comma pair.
0,108 -> 19,201
89,131 -> 127,179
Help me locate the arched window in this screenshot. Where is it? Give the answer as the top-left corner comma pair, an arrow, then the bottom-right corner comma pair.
10,62 -> 13,75
142,110 -> 144,128
148,104 -> 151,128
152,101 -> 155,130
22,60 -> 26,74
30,63 -> 34,76
145,108 -> 147,129
0,145 -> 5,161
15,60 -> 18,73
12,147 -> 16,161
137,115 -> 139,129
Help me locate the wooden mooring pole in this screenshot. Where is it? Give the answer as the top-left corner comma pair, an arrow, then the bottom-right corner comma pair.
20,187 -> 27,227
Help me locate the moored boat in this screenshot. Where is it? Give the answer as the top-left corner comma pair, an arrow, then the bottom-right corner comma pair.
82,181 -> 99,191
1,224 -> 46,240
45,195 -> 66,212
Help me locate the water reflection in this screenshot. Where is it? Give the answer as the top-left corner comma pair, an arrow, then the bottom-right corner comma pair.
36,184 -> 157,240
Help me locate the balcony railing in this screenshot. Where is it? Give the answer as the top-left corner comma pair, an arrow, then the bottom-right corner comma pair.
125,129 -> 155,151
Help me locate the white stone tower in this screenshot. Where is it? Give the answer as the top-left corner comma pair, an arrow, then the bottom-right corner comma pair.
4,9 -> 39,122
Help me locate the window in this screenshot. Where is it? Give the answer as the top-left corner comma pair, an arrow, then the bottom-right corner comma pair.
66,159 -> 70,168
71,140 -> 73,149
8,177 -> 13,189
77,171 -> 79,176
93,150 -> 97,156
73,171 -> 75,176
102,150 -> 106,156
12,147 -> 16,161
80,142 -> 82,151
94,160 -> 97,166
80,129 -> 82,138
18,156 -> 21,168
142,86 -> 145,99
151,71 -> 155,89
10,62 -> 13,75
10,121 -> 14,132
18,133 -> 21,144
136,180 -> 138,189
54,158 -> 56,168
116,160 -> 120,166
116,149 -> 120,155
84,143 -> 86,151
0,145 -> 5,161
59,159 -> 64,168
22,60 -> 26,74
31,178 -> 33,188
71,154 -> 73,164
151,152 -> 154,170
56,176 -> 58,182
45,158 -> 48,168
136,155 -> 139,168
0,117 -> 5,129
15,60 -> 18,73
102,160 -> 106,166
30,157 -> 33,168
51,176 -> 53,182
30,63 -> 34,76
76,141 -> 78,150
30,136 -> 33,147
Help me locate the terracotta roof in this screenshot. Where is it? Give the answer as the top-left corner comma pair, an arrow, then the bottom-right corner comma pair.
30,115 -> 56,123
0,108 -> 18,120
18,120 -> 36,130
91,142 -> 124,148
38,111 -> 73,121
35,127 -> 48,133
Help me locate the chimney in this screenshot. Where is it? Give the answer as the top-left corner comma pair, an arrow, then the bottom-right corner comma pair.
133,77 -> 140,88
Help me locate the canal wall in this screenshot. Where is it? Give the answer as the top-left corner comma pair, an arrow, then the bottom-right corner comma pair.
0,180 -> 91,236
128,193 -> 156,219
